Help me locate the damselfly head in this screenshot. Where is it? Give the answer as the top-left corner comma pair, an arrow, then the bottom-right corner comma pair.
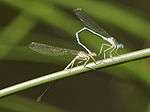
109,37 -> 124,49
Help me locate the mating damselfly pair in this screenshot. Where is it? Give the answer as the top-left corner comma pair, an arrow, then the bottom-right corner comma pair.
29,8 -> 124,70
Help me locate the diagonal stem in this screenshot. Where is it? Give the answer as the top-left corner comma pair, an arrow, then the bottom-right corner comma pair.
0,48 -> 150,98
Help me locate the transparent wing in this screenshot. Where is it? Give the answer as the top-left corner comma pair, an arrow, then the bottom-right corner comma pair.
74,8 -> 111,38
29,42 -> 79,56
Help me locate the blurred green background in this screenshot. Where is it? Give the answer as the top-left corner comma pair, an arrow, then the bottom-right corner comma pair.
0,0 -> 149,112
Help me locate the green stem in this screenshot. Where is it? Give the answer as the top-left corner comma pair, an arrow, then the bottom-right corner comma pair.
0,48 -> 150,98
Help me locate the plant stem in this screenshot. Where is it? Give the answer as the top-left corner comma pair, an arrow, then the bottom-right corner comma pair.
0,48 -> 150,98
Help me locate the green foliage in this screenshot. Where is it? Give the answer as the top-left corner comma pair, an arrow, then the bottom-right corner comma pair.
0,0 -> 149,112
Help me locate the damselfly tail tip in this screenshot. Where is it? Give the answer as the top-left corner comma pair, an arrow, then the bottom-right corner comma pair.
29,42 -> 37,49
30,41 -> 35,45
29,41 -> 35,45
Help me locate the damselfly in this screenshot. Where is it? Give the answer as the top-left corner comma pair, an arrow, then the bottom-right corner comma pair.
29,42 -> 97,101
74,8 -> 124,59
29,42 -> 97,70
